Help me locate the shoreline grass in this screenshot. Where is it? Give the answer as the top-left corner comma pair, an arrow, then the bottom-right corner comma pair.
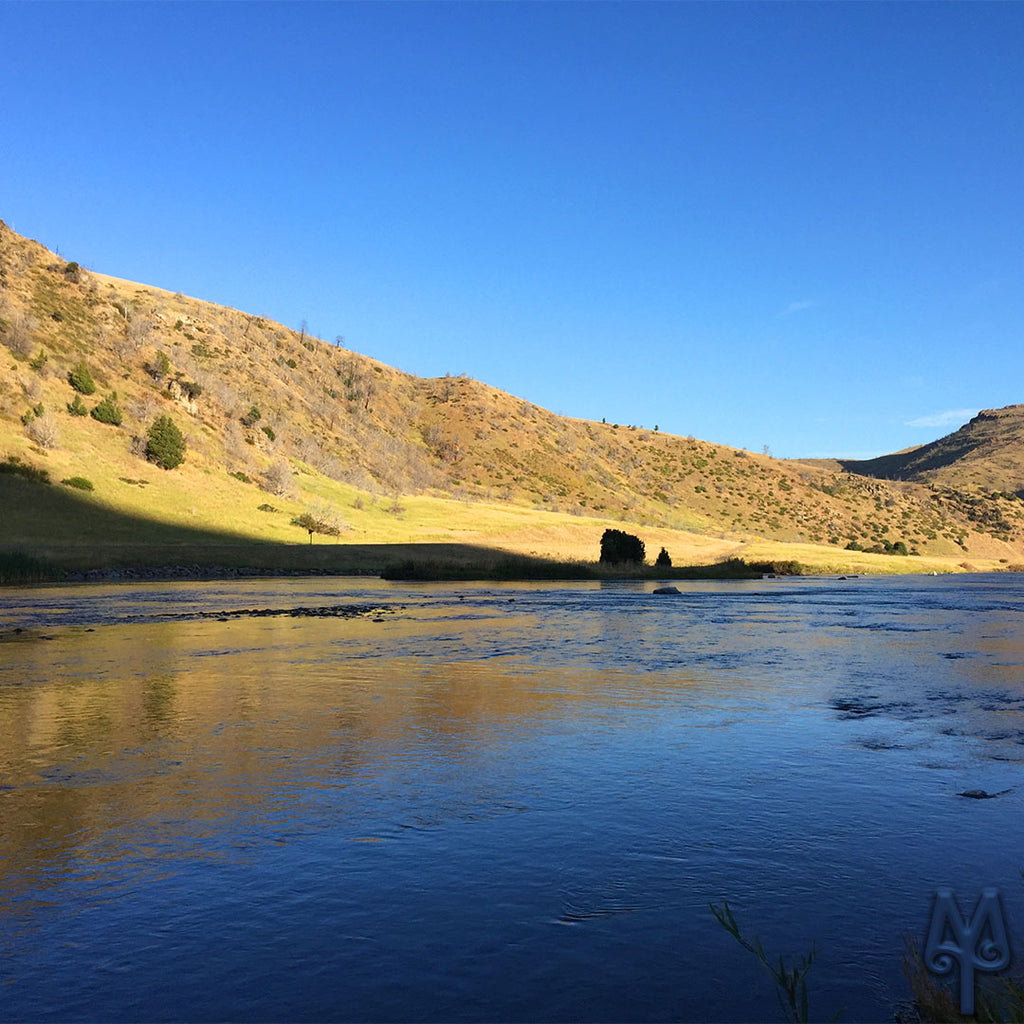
0,551 -> 63,585
380,555 -> 801,581
0,542 -> 802,586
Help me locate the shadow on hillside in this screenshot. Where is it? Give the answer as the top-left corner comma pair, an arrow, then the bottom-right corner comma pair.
0,474 -> 569,576
0,475 -> 789,583
840,433 -> 981,481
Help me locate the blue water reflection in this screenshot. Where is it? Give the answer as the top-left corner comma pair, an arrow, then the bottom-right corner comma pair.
1,575 -> 1023,1021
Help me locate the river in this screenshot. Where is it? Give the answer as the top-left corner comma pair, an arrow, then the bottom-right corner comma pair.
1,575 -> 1023,1021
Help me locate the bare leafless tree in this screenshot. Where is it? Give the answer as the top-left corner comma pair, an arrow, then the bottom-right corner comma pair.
263,460 -> 295,497
26,412 -> 60,450
19,373 -> 43,404
125,312 -> 152,350
3,312 -> 37,357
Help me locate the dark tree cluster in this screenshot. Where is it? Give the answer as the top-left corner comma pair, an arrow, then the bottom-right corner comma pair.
600,529 -> 645,565
846,538 -> 910,555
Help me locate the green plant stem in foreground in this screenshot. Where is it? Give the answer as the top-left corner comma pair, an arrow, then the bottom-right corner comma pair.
710,901 -> 842,1024
712,904 -> 1024,1023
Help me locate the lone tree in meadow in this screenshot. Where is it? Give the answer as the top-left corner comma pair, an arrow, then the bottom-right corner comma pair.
655,547 -> 672,567
291,510 -> 343,544
599,528 -> 646,565
146,415 -> 186,470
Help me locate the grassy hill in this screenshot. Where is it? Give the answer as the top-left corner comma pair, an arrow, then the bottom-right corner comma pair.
2,219 -> 1023,578
837,404 -> 1024,494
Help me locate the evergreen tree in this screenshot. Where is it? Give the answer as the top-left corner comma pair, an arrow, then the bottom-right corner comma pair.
90,394 -> 123,426
68,361 -> 96,395
146,415 -> 186,470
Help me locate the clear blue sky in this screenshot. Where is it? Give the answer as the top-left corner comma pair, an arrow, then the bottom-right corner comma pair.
2,2 -> 1022,458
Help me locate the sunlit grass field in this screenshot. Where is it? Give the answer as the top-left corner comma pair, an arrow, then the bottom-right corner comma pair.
2,425 -> 1001,578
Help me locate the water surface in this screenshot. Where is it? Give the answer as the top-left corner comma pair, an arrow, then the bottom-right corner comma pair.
2,575 -> 1023,1021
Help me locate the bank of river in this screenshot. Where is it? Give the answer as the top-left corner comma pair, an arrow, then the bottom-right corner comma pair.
1,575 -> 1023,1021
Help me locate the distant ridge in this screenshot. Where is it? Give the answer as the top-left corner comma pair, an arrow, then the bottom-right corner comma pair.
842,405 -> 1024,495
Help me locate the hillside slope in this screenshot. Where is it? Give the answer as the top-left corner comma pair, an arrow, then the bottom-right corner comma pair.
2,220 -> 1023,572
840,405 -> 1024,495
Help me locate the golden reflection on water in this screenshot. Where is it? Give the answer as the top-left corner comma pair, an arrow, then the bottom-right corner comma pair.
0,609 -> 723,914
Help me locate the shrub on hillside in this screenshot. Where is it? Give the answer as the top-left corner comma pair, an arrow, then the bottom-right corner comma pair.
241,405 -> 261,428
22,402 -> 44,425
146,350 -> 171,381
62,476 -> 94,491
600,529 -> 646,565
146,415 -> 185,470
90,394 -> 123,426
67,394 -> 88,416
68,361 -> 96,395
